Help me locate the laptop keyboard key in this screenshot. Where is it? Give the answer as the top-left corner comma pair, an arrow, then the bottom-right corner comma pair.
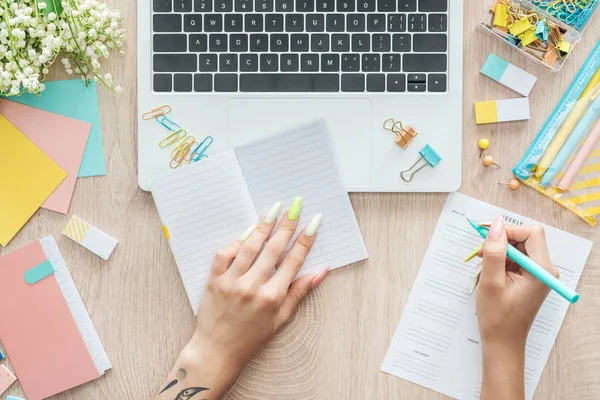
291,34 -> 309,51
317,0 -> 335,11
419,0 -> 447,12
230,34 -> 249,51
413,33 -> 447,52
388,14 -> 405,31
404,54 -> 447,72
341,74 -> 365,92
240,54 -> 259,71
265,14 -> 284,31
215,0 -> 233,11
408,82 -> 426,92
337,0 -> 355,12
261,54 -> 279,71
154,74 -> 172,91
397,0 -> 415,11
153,14 -> 182,32
236,0 -> 253,11
321,54 -> 340,71
377,0 -> 395,11
326,14 -> 345,32
225,14 -> 243,32
358,0 -> 376,11
220,54 -> 238,71
154,54 -> 197,72
154,34 -> 187,52
341,53 -> 360,71
382,53 -> 401,71
199,54 -> 218,71
301,54 -> 319,71
332,34 -> 350,51
408,14 -> 426,32
270,34 -> 289,51
352,34 -> 370,51
250,34 -> 269,51
429,14 -> 447,32
204,14 -> 222,32
184,14 -> 203,31
392,34 -> 411,51
306,14 -> 325,32
367,74 -> 385,92
154,0 -> 172,12
347,14 -> 366,32
281,54 -> 299,71
387,73 -> 405,91
209,34 -> 228,51
286,14 -> 304,32
275,0 -> 294,11
256,0 -> 274,10
214,74 -> 238,92
372,34 -> 390,52
296,0 -> 314,11
428,74 -> 447,92
311,34 -> 329,52
194,74 -> 213,91
367,14 -> 386,32
362,54 -> 380,71
189,34 -> 208,51
195,0 -> 212,11
174,0 -> 193,11
245,14 -> 263,32
174,74 -> 193,91
240,74 -> 339,92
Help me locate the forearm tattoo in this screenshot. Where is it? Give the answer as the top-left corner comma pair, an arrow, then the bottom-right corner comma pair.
158,368 -> 209,400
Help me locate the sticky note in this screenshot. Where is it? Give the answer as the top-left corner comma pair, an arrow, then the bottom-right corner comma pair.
475,98 -> 530,124
63,216 -> 118,260
0,99 -> 92,214
480,53 -> 538,97
7,79 -> 105,177
0,365 -> 17,396
6,397 -> 26,400
0,115 -> 67,246
508,17 -> 531,36
24,260 -> 55,285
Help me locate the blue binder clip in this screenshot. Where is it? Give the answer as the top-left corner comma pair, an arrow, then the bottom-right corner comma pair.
400,145 -> 442,182
190,136 -> 214,162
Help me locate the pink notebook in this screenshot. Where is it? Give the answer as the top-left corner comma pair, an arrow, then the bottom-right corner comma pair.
0,236 -> 110,400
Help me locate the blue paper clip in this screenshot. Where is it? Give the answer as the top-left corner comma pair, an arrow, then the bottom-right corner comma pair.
400,145 -> 442,182
190,136 -> 214,162
156,114 -> 182,132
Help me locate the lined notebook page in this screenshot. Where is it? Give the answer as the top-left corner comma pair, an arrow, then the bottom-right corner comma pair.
40,235 -> 112,375
235,120 -> 368,277
152,150 -> 258,312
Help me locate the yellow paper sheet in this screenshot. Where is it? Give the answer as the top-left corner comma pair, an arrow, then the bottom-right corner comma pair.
0,115 -> 67,246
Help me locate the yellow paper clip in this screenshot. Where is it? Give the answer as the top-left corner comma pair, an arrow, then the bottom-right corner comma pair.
159,128 -> 187,148
170,136 -> 196,158
383,118 -> 418,149
142,104 -> 172,120
170,144 -> 192,169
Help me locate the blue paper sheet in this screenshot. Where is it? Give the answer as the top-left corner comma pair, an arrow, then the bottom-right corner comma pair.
7,79 -> 105,177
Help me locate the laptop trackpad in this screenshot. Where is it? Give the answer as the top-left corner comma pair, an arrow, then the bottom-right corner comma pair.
227,98 -> 371,189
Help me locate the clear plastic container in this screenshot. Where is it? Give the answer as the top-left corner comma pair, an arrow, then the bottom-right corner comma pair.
478,0 -> 595,72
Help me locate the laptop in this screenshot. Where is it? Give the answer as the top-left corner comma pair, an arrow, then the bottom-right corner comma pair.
137,0 -> 463,192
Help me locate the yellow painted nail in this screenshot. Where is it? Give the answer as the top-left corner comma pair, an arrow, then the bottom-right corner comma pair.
464,244 -> 483,262
288,197 -> 303,221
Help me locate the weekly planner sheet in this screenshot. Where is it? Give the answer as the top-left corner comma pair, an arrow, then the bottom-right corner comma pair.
152,121 -> 368,312
382,193 -> 592,400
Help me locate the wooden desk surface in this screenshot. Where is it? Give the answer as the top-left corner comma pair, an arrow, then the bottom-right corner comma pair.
2,1 -> 600,399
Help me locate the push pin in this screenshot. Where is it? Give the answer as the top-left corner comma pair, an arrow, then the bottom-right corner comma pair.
383,118 -> 418,149
400,145 -> 442,182
499,178 -> 521,190
483,155 -> 501,168
478,138 -> 490,158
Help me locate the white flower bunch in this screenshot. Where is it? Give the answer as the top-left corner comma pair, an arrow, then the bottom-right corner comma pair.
0,0 -> 125,96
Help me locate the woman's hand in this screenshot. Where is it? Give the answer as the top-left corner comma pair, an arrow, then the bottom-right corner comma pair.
155,198 -> 328,400
476,216 -> 559,400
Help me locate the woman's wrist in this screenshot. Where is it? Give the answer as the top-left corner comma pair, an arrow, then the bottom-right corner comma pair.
481,339 -> 526,400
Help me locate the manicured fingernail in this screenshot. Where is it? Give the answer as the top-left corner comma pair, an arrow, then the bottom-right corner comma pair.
287,197 -> 302,221
237,225 -> 256,242
464,244 -> 483,263
311,267 -> 329,288
265,201 -> 282,224
488,216 -> 504,240
305,214 -> 322,237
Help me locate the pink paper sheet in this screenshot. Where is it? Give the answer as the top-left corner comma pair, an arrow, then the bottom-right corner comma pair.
0,240 -> 99,400
0,99 -> 91,214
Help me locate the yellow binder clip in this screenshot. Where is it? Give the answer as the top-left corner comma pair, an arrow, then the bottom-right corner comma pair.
383,118 -> 418,149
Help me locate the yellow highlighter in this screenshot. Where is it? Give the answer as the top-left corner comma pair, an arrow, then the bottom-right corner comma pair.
535,67 -> 600,178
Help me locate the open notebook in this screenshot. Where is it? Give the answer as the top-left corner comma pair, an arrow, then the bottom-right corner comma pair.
152,120 -> 369,312
0,235 -> 110,400
381,193 -> 592,400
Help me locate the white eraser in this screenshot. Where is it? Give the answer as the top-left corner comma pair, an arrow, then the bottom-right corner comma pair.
63,215 -> 118,261
481,53 -> 538,97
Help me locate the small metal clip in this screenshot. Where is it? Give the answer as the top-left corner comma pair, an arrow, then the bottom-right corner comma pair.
400,145 -> 442,182
159,128 -> 188,148
190,136 -> 214,161
156,114 -> 182,132
383,118 -> 418,149
142,104 -> 172,120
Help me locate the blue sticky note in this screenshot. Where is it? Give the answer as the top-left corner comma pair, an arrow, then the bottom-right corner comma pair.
6,79 -> 105,177
480,53 -> 509,82
7,396 -> 26,400
24,260 -> 55,285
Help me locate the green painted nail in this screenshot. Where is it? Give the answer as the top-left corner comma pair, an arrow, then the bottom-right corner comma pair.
288,197 -> 302,221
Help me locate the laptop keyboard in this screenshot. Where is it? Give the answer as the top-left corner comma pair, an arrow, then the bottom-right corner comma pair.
152,0 -> 448,93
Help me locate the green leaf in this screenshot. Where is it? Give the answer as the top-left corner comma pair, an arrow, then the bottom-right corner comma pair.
35,0 -> 64,16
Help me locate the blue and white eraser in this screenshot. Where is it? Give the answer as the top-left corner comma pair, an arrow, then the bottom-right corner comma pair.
480,53 -> 538,97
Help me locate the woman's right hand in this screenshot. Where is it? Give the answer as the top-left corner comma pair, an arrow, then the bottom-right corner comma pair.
476,216 -> 559,400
